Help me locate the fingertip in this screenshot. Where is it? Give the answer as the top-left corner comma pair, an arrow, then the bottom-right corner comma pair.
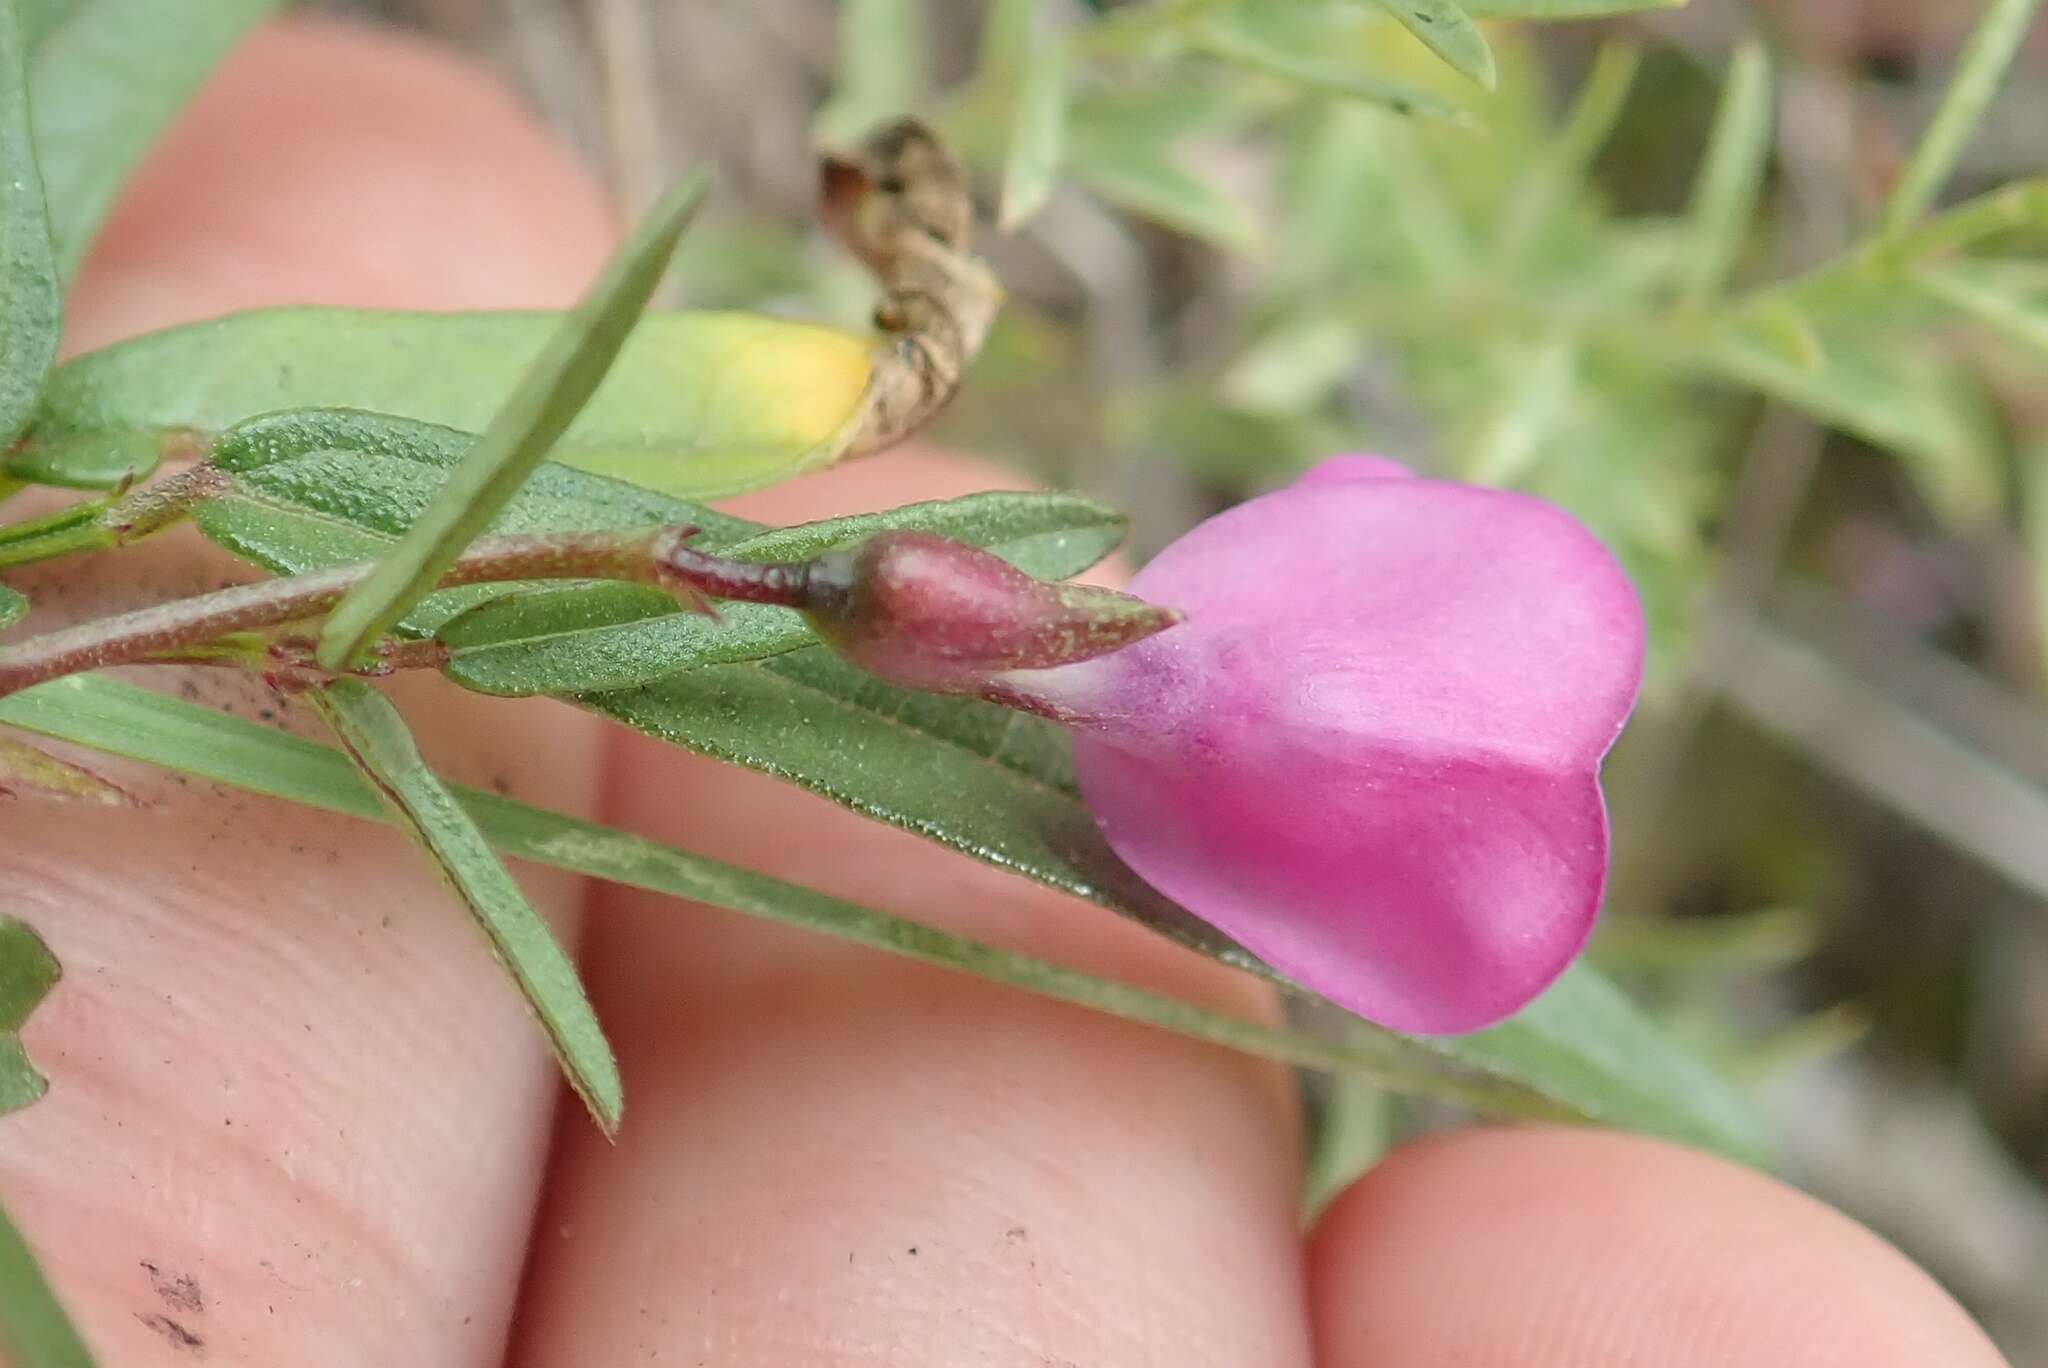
1308,1126 -> 2006,1367
65,13 -> 617,352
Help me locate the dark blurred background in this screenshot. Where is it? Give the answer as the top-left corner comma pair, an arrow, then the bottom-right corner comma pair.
316,1 -> 2048,1356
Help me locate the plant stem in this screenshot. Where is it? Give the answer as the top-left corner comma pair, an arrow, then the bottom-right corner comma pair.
0,518 -> 831,697
0,528 -> 678,696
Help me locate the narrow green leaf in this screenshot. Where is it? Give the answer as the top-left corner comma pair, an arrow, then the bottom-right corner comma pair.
0,0 -> 60,447
1303,1073 -> 1391,1218
1195,14 -> 1465,121
1679,42 -> 1773,306
16,0 -> 74,49
317,174 -> 710,670
11,305 -> 875,496
997,16 -> 1067,231
1462,336 -> 1577,486
190,410 -> 750,640
28,0 -> 281,277
0,583 -> 25,629
0,1192 -> 96,1368
0,674 -> 1769,1161
1495,40 -> 1639,259
1221,316 -> 1366,415
1704,317 -> 2003,526
0,914 -> 59,1113
1879,0 -> 2043,240
1918,260 -> 2048,354
307,680 -> 622,1136
1070,151 -> 1258,249
1366,0 -> 1496,90
816,0 -> 925,144
440,491 -> 1126,696
1461,0 -> 1679,13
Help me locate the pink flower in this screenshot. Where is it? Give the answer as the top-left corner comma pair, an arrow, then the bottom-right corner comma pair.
1002,457 -> 1644,1034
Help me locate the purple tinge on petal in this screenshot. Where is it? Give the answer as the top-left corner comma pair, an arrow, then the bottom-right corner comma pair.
1066,470 -> 1643,1034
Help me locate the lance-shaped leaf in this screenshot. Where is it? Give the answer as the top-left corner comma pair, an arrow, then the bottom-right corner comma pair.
1461,0 -> 1678,13
191,409 -> 752,637
996,0 -> 1067,230
8,307 -> 875,495
318,174 -> 710,669
1368,0 -> 1495,91
0,675 -> 1769,1162
1678,41 -> 1772,306
0,1191 -> 95,1368
0,914 -> 59,1113
0,0 -> 60,447
29,0 -> 281,277
308,680 -> 622,1136
1880,0 -> 2044,239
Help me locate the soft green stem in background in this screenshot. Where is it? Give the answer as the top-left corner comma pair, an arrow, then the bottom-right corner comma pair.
1678,41 -> 1772,307
1879,0 -> 2044,240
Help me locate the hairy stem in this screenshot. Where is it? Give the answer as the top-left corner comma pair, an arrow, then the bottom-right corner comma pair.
0,528 -> 676,696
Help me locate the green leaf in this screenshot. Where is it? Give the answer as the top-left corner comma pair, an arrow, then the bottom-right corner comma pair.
0,914 -> 58,1113
1678,41 -> 1772,306
1704,316 -> 2003,527
0,1192 -> 95,1368
1460,0 -> 1679,13
817,0 -> 924,144
307,680 -> 622,1136
1879,0 -> 2044,240
1068,146 -> 1258,249
0,0 -> 60,448
28,0 -> 281,277
317,174 -> 710,670
440,491 -> 1127,696
0,583 -> 24,630
1221,315 -> 1365,414
1917,259 -> 2048,354
16,0 -> 74,49
1366,0 -> 1496,90
997,12 -> 1067,231
10,306 -> 875,495
1194,11 -> 1465,121
0,674 -> 1769,1161
191,409 -> 748,636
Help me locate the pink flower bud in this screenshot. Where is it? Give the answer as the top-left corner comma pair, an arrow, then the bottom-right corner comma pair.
1003,457 -> 1644,1034
801,531 -> 1180,694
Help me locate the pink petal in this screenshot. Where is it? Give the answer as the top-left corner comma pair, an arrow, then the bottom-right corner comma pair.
1067,471 -> 1643,1033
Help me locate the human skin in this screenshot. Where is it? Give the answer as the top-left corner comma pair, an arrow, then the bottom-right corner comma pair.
0,17 -> 2011,1367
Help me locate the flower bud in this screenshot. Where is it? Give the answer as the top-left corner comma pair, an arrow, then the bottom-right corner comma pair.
799,531 -> 1180,695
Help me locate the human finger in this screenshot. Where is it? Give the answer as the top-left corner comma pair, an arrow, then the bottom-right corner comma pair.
1,18 -> 615,1365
